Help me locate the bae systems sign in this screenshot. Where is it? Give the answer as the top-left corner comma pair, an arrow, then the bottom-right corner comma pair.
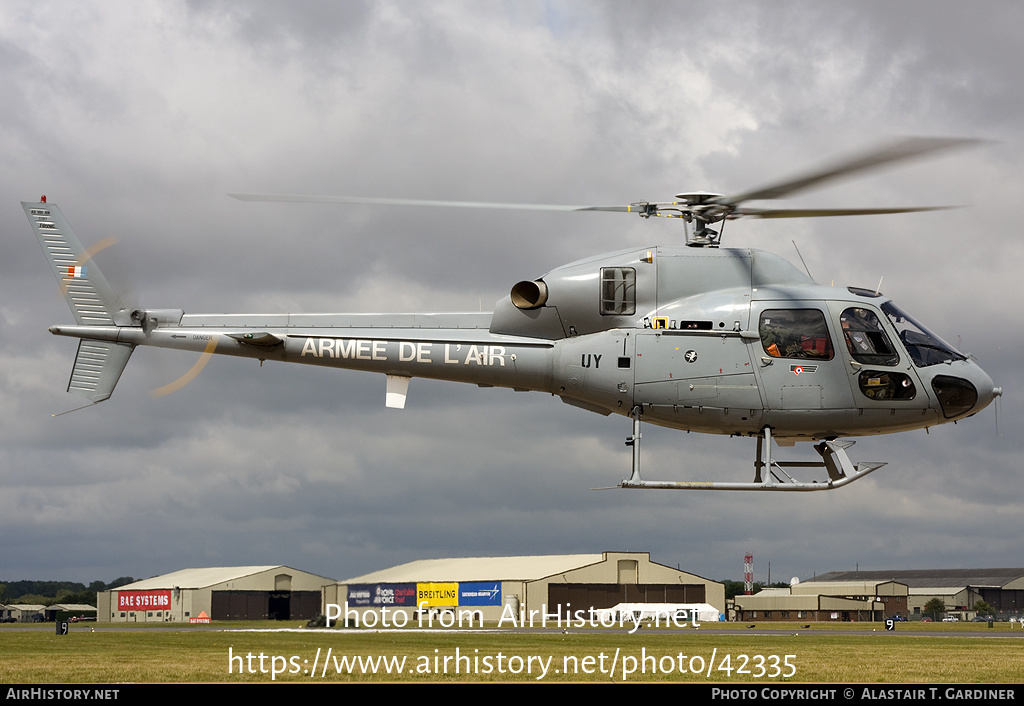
118,590 -> 172,611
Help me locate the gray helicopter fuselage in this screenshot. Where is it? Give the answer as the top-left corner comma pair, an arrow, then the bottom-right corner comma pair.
51,245 -> 996,441
492,245 -> 997,440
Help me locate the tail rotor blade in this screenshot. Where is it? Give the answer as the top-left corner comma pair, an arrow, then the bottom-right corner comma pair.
150,338 -> 218,398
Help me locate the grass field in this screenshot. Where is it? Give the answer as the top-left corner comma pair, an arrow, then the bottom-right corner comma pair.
2,622 -> 1022,683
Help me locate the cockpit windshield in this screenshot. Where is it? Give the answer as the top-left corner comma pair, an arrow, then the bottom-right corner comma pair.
881,302 -> 966,367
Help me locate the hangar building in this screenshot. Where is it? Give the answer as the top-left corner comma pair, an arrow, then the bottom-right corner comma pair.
731,568 -> 1024,621
323,551 -> 724,625
97,565 -> 334,623
731,579 -> 909,622
0,604 -> 46,623
810,568 -> 1024,620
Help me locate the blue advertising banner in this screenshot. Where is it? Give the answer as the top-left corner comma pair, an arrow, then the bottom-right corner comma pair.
346,585 -> 372,607
459,582 -> 502,606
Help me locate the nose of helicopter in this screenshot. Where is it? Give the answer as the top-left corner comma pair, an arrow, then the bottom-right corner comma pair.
929,361 -> 999,420
973,367 -> 1000,413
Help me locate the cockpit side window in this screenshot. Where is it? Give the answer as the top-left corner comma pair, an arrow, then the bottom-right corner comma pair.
759,309 -> 834,360
600,267 -> 636,316
840,307 -> 899,366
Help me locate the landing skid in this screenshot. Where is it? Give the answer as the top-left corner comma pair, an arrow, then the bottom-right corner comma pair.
619,407 -> 886,492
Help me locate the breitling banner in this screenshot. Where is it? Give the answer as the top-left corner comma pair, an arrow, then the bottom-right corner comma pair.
416,582 -> 459,607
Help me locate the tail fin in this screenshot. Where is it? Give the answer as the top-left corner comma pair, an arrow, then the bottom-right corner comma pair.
24,198 -> 134,405
22,199 -> 131,326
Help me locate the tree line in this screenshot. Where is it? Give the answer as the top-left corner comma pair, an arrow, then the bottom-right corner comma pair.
0,578 -> 136,607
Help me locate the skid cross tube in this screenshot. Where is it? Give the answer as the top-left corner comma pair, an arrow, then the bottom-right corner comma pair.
619,416 -> 886,492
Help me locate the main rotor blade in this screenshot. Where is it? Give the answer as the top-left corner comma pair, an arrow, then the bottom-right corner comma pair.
229,193 -> 633,213
733,205 -> 958,219
717,137 -> 979,206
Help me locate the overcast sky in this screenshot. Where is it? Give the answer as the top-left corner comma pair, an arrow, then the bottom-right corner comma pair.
1,1 -> 1021,587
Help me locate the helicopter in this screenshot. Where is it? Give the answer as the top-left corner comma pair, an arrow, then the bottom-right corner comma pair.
24,137 -> 1000,492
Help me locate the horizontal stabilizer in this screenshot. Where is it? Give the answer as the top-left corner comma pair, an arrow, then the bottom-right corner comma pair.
67,340 -> 135,403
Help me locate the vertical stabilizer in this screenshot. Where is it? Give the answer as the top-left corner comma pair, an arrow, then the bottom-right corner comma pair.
22,200 -> 131,326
